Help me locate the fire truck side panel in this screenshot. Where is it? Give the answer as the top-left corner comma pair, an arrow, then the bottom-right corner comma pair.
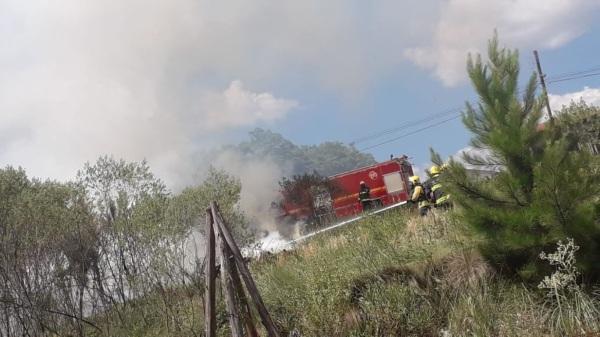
330,160 -> 410,217
277,159 -> 412,224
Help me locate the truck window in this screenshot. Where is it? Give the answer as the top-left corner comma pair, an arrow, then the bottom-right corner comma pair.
383,172 -> 405,194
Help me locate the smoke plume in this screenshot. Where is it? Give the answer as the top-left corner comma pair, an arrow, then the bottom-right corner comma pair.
210,150 -> 287,232
1,0 -> 598,187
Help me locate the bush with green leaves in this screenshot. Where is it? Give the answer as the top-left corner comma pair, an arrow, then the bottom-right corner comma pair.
0,157 -> 252,337
555,100 -> 600,155
168,166 -> 251,244
437,36 -> 600,281
0,166 -> 98,336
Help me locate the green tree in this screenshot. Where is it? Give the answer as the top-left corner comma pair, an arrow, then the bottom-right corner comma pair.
229,128 -> 376,176
0,166 -> 97,336
76,156 -> 175,311
440,36 -> 600,281
167,167 -> 251,244
301,141 -> 376,177
0,160 -> 252,336
555,100 -> 600,155
232,128 -> 312,174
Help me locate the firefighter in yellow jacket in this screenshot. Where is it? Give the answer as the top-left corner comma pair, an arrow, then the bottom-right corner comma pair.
429,165 -> 451,209
409,175 -> 430,216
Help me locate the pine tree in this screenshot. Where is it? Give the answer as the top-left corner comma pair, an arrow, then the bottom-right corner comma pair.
441,36 -> 600,281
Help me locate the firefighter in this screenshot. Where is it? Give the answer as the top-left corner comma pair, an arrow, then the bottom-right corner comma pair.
429,165 -> 451,209
409,175 -> 430,216
358,181 -> 372,211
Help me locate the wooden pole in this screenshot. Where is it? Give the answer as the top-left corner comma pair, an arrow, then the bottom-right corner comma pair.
210,202 -> 281,337
230,262 -> 259,337
534,50 -> 554,123
215,221 -> 244,337
204,210 -> 217,337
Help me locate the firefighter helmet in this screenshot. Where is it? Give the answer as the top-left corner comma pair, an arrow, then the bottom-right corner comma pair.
430,165 -> 441,175
359,181 -> 365,185
409,175 -> 420,183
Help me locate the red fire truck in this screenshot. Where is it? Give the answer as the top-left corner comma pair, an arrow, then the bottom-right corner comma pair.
276,156 -> 414,227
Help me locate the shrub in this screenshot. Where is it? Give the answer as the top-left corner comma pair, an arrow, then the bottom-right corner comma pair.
538,239 -> 600,336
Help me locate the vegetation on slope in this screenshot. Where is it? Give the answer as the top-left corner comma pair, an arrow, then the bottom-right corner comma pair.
2,158 -> 598,337
79,208 -> 600,337
435,36 -> 600,281
0,158 -> 250,337
0,125 -> 378,337
252,210 -> 599,337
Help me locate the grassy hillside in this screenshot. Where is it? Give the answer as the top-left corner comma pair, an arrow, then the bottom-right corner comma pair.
254,208 -> 468,336
88,208 -> 600,337
253,209 -> 547,337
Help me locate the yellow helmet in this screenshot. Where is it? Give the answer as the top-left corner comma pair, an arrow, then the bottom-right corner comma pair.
409,175 -> 420,183
430,165 -> 441,175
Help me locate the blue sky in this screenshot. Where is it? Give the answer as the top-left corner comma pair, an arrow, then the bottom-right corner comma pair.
253,14 -> 600,173
1,0 -> 599,185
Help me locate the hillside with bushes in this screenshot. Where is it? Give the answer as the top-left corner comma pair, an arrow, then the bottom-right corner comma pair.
81,209 -> 600,336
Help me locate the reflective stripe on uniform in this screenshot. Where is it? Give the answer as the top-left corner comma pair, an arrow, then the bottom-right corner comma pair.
436,195 -> 450,204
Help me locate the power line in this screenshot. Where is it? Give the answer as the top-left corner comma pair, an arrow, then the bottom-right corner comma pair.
349,107 -> 461,145
359,115 -> 461,151
357,86 -> 535,151
546,65 -> 600,82
353,63 -> 600,152
354,89 -> 534,150
351,87 -> 536,148
547,71 -> 600,84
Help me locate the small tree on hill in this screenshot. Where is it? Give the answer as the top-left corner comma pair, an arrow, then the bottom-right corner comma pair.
439,36 -> 600,281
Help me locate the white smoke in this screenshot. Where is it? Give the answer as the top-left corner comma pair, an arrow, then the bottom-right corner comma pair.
1,0 -> 598,187
0,0 -> 398,186
0,71 -> 296,186
210,150 -> 287,231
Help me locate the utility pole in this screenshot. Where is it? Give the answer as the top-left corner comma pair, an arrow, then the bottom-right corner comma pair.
533,50 -> 554,123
